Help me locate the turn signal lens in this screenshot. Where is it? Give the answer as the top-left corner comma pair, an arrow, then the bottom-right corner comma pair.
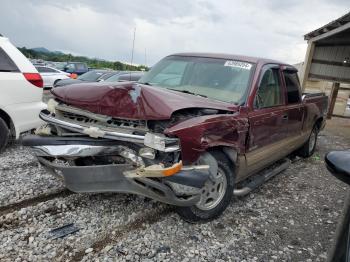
162,161 -> 183,176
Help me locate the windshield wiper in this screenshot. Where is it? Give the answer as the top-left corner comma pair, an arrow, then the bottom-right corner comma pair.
167,88 -> 207,98
139,82 -> 152,86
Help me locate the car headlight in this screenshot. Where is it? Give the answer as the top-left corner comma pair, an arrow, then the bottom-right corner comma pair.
144,133 -> 180,152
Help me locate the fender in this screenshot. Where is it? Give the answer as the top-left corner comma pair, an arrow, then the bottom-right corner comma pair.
165,114 -> 249,165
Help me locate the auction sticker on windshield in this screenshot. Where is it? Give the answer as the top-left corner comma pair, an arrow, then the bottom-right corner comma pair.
224,60 -> 252,70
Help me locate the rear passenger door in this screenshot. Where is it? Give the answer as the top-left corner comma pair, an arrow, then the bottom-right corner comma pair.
246,64 -> 289,174
282,68 -> 304,141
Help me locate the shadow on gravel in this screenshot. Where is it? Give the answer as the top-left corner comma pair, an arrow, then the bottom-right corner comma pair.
0,189 -> 73,216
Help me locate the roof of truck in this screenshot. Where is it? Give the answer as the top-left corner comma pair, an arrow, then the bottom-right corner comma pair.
170,52 -> 290,66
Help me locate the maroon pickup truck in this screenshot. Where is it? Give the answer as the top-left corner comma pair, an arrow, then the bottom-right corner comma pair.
23,53 -> 328,222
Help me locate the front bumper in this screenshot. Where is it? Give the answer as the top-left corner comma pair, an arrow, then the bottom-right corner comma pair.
22,135 -> 209,206
37,156 -> 204,206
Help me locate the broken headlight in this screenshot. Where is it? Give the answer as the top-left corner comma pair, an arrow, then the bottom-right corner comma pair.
144,133 -> 180,152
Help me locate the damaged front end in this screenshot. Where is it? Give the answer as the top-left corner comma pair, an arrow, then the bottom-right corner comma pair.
23,99 -> 211,206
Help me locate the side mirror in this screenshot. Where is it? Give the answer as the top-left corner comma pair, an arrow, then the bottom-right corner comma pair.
325,151 -> 350,185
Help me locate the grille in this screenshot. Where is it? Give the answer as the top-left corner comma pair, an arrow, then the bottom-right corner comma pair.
56,109 -> 148,132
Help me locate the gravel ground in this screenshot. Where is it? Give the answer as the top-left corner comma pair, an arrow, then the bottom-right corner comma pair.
0,117 -> 349,261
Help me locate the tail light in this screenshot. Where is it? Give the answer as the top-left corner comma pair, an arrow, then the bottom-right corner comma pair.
70,73 -> 78,79
23,73 -> 43,88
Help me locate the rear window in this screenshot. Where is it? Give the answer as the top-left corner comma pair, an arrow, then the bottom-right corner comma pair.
76,63 -> 87,70
0,47 -> 19,72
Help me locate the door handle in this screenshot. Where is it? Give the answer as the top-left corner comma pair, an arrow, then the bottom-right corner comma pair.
282,114 -> 288,120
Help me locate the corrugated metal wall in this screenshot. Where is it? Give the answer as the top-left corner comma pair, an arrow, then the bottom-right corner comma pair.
309,45 -> 350,83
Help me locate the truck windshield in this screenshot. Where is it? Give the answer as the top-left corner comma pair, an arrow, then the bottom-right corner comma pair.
139,56 -> 254,104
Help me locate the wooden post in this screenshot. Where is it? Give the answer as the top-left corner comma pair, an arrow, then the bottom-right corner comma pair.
327,82 -> 340,119
301,41 -> 315,92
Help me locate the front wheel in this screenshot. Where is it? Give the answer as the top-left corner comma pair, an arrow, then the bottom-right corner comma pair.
176,151 -> 234,223
298,125 -> 318,158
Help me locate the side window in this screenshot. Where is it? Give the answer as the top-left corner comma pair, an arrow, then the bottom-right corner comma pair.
65,64 -> 75,71
36,67 -> 45,73
37,67 -> 55,73
255,68 -> 283,108
45,67 -> 57,73
283,71 -> 301,104
0,47 -> 19,72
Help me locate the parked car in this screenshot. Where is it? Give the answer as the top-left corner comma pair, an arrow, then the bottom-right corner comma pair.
0,35 -> 46,152
104,71 -> 144,82
23,53 -> 328,222
54,70 -> 116,87
325,151 -> 350,261
35,65 -> 71,89
63,62 -> 88,75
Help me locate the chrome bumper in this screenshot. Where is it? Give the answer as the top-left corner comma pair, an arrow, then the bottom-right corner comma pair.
32,144 -> 123,157
39,110 -> 179,152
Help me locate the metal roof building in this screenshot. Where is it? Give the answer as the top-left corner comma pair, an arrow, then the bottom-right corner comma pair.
300,12 -> 350,117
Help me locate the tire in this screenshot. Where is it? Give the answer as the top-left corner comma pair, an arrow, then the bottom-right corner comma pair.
176,151 -> 235,223
298,125 -> 319,158
0,118 -> 10,153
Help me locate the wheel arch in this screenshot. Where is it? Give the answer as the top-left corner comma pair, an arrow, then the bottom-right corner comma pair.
53,79 -> 62,87
314,116 -> 324,131
0,109 -> 14,135
206,146 -> 237,170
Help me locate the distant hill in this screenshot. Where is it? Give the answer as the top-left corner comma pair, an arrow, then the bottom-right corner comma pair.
18,46 -> 148,71
31,47 -> 64,55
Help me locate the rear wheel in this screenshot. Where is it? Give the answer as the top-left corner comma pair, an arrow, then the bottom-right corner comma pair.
176,151 -> 234,223
0,118 -> 10,153
298,125 -> 318,158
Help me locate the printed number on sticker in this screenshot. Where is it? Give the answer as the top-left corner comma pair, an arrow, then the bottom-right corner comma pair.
224,60 -> 252,70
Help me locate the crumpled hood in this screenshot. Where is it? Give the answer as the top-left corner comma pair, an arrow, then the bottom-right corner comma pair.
51,82 -> 237,120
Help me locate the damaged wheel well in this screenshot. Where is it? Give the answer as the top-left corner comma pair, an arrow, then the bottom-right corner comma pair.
207,146 -> 237,172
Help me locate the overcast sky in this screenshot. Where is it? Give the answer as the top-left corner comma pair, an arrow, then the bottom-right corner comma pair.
0,0 -> 348,66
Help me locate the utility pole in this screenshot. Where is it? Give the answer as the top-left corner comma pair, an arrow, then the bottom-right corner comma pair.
130,27 -> 136,70
144,48 -> 147,67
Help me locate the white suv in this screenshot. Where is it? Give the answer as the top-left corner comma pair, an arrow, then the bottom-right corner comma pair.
0,35 -> 46,152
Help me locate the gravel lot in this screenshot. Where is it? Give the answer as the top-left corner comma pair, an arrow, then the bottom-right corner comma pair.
0,117 -> 349,261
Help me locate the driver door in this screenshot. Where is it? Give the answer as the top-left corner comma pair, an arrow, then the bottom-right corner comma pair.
246,64 -> 289,175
